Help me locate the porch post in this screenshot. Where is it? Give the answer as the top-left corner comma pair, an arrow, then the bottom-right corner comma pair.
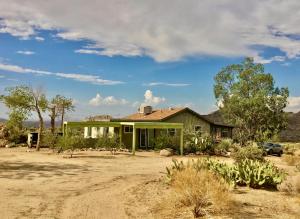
132,126 -> 136,155
180,128 -> 183,156
119,126 -> 123,148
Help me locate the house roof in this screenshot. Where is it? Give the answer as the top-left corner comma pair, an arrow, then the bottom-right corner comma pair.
123,107 -> 185,121
120,107 -> 234,127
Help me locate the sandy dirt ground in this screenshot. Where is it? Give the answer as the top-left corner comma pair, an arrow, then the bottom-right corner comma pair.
0,148 -> 299,219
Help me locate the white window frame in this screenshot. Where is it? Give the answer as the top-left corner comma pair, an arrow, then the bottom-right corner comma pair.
167,128 -> 176,136
124,125 -> 133,133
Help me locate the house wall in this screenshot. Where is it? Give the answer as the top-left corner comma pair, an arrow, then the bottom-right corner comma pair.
164,111 -> 211,134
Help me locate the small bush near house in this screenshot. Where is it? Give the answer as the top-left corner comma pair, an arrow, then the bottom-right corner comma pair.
84,138 -> 98,149
96,135 -> 122,154
56,135 -> 85,157
184,131 -> 215,154
214,138 -> 232,155
233,144 -> 265,163
42,132 -> 60,149
171,167 -> 233,218
151,134 -> 179,152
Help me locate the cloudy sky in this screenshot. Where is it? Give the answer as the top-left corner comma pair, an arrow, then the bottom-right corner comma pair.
1,0 -> 300,120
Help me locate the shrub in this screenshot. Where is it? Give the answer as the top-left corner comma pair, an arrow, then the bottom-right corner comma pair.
233,144 -> 265,163
215,138 -> 232,155
184,131 -> 215,154
41,132 -> 60,149
171,167 -> 232,218
235,159 -> 286,188
166,158 -> 286,189
151,133 -> 179,152
56,135 -> 85,157
96,135 -> 122,154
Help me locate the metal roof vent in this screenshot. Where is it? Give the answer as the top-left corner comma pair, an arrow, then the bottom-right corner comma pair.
139,105 -> 153,115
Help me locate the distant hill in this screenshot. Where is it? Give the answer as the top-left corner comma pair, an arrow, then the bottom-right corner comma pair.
279,112 -> 300,142
205,110 -> 300,142
0,118 -> 60,128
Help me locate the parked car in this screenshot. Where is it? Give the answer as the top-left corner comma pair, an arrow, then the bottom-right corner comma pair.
261,143 -> 283,156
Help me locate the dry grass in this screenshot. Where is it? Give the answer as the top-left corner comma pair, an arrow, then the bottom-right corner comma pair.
162,167 -> 233,218
283,154 -> 300,166
278,175 -> 300,196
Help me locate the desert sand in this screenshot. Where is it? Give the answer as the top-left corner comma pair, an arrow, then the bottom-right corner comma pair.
0,148 -> 299,219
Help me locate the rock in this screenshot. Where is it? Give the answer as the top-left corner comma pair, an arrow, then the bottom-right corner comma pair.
160,148 -> 173,157
5,142 -> 16,148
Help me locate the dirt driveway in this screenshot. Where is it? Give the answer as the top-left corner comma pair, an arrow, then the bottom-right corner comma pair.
0,148 -> 299,219
0,148 -> 178,219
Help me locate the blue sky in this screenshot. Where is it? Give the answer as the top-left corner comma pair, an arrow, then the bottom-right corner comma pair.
1,1 -> 300,120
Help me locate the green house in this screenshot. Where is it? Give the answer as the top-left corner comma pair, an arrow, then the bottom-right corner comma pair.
63,107 -> 234,155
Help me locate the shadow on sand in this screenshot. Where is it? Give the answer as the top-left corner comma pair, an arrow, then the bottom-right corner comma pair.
0,161 -> 90,180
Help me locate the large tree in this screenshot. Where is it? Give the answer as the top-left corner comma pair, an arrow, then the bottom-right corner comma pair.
56,95 -> 74,129
214,57 -> 289,143
48,95 -> 61,134
0,86 -> 48,150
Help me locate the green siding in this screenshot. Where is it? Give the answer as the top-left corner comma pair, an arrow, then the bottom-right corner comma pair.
164,111 -> 211,134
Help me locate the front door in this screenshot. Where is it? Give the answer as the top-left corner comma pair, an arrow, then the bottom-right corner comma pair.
140,129 -> 147,148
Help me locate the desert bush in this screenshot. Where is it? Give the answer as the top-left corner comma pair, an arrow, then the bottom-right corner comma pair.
56,135 -> 85,157
167,158 -> 286,189
235,159 -> 286,188
41,132 -> 60,148
283,155 -> 300,166
151,133 -> 179,152
215,138 -> 232,155
233,144 -> 265,163
84,138 -> 98,148
184,131 -> 215,154
96,135 -> 122,154
171,167 -> 232,218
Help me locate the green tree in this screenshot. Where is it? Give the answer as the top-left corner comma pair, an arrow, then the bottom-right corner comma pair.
5,108 -> 28,143
0,86 -> 48,150
214,57 -> 289,143
56,95 -> 75,129
48,95 -> 62,134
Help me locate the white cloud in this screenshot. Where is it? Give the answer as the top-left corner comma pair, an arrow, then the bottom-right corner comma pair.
144,90 -> 165,106
89,93 -> 128,106
0,62 -> 124,85
145,82 -> 190,87
35,36 -> 44,41
17,50 -> 35,55
286,96 -> 300,112
253,55 -> 286,64
1,1 -> 300,61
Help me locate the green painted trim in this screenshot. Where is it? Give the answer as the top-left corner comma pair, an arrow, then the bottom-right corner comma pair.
132,127 -> 136,155
64,121 -> 122,127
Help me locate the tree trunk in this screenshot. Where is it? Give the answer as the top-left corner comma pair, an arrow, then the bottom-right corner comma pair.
61,107 -> 65,130
36,107 -> 44,151
50,107 -> 56,134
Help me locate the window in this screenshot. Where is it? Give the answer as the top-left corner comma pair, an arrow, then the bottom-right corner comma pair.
167,128 -> 176,136
87,127 -> 92,137
124,126 -> 133,133
194,125 -> 202,134
221,128 -> 229,138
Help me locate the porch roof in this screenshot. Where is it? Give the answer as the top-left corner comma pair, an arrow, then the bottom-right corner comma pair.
64,121 -> 183,129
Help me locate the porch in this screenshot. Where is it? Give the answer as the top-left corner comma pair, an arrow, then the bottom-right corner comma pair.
63,121 -> 184,155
